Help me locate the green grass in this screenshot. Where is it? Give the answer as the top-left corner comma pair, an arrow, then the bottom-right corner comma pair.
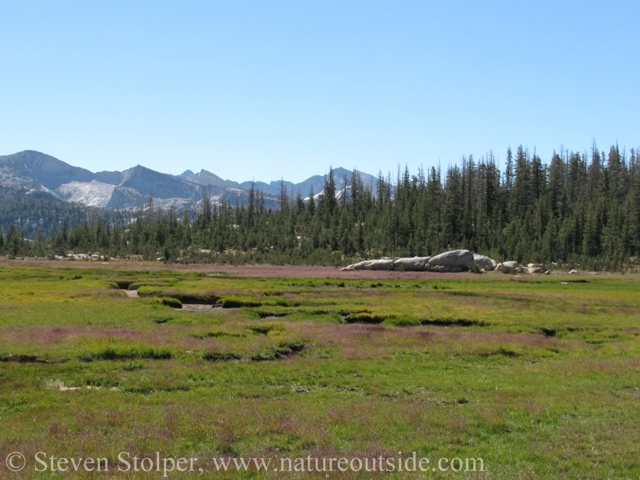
1,263 -> 640,478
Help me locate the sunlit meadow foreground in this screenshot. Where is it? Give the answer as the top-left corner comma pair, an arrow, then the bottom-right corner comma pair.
1,259 -> 639,479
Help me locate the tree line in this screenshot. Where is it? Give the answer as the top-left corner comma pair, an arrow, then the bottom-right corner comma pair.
2,143 -> 639,270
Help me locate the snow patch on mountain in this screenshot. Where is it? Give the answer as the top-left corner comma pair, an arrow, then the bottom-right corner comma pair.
58,180 -> 116,208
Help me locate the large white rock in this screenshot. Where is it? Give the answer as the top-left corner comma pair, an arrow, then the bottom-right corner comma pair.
341,260 -> 368,271
473,254 -> 497,271
428,250 -> 474,270
369,259 -> 395,270
393,257 -> 431,271
342,259 -> 394,271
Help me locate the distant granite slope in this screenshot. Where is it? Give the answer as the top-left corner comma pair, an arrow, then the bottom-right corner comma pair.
58,180 -> 116,208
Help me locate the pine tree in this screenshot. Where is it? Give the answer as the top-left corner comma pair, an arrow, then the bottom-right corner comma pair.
6,224 -> 20,256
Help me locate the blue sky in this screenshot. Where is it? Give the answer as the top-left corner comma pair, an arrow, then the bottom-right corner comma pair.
1,1 -> 638,182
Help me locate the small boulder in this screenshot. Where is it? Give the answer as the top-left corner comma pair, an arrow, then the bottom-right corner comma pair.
432,265 -> 451,273
501,261 -> 519,273
393,257 -> 431,271
526,262 -> 546,274
473,254 -> 497,271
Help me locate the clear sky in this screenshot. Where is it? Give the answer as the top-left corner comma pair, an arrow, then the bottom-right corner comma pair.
1,1 -> 638,183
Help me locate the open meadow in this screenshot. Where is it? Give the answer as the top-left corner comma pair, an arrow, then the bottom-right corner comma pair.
1,259 -> 640,479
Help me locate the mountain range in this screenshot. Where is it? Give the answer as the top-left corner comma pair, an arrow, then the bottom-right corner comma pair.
0,151 -> 376,211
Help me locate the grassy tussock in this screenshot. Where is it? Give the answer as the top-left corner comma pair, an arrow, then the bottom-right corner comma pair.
78,346 -> 173,361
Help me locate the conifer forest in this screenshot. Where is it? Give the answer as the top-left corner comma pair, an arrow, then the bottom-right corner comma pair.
2,144 -> 639,271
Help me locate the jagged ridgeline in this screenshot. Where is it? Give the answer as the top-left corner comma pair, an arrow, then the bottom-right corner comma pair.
1,144 -> 639,270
